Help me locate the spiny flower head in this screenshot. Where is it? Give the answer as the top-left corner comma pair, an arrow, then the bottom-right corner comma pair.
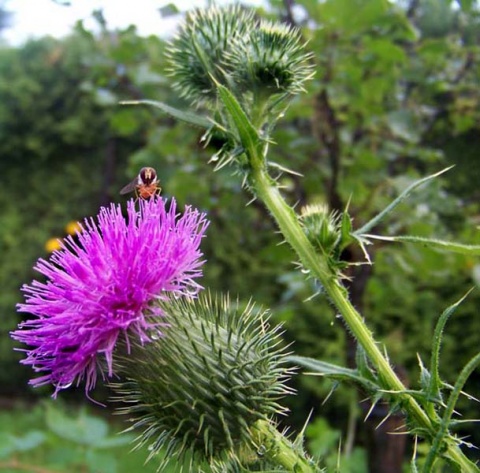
166,5 -> 256,106
111,292 -> 294,471
226,21 -> 315,97
166,5 -> 314,109
12,197 -> 209,397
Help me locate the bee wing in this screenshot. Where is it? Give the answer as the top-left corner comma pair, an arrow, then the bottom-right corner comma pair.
119,178 -> 138,195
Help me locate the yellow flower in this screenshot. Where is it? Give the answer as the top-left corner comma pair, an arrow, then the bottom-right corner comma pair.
45,237 -> 62,253
65,221 -> 82,235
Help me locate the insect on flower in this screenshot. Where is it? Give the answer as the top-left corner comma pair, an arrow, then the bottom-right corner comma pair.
120,167 -> 161,199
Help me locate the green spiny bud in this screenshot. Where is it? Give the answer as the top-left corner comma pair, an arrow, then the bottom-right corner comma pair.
226,21 -> 315,97
166,6 -> 256,106
300,203 -> 341,254
111,292 -> 294,471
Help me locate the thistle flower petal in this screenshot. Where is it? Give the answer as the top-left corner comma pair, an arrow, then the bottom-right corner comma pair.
11,197 -> 209,397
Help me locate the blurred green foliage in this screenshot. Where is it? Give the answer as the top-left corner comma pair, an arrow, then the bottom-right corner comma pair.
1,0 -> 480,467
306,417 -> 368,472
0,400 -> 179,472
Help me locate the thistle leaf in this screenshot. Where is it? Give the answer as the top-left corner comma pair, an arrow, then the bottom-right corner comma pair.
120,99 -> 212,129
355,166 -> 454,235
355,344 -> 377,384
360,235 -> 480,256
287,355 -> 380,393
429,291 -> 474,399
215,82 -> 262,161
424,351 -> 480,471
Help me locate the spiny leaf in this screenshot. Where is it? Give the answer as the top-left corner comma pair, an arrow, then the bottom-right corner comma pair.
423,351 -> 480,472
361,235 -> 480,256
417,354 -> 432,394
355,166 -> 454,235
339,209 -> 354,251
287,355 -> 380,392
214,82 -> 262,166
429,290 -> 474,400
120,100 -> 212,129
355,344 -> 377,383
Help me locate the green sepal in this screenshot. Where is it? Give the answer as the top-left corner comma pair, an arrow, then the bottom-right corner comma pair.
338,209 -> 354,251
111,292 -> 294,471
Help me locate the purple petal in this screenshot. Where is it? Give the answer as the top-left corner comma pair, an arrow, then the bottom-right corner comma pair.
11,197 -> 209,397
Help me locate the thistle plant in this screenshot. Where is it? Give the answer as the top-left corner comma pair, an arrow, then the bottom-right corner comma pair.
129,5 -> 480,472
12,4 -> 480,473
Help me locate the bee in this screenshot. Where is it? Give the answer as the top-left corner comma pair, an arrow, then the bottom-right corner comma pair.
120,167 -> 161,199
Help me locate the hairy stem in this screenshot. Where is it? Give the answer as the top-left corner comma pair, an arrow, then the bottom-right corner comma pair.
249,164 -> 478,472
250,419 -> 320,472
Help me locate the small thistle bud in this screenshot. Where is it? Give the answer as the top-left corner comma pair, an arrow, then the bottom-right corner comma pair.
166,6 -> 256,106
226,21 -> 315,97
111,292 -> 294,470
300,204 -> 341,254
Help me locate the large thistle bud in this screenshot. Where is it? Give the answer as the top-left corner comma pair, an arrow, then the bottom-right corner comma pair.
166,6 -> 256,107
110,292 -> 316,471
166,5 -> 313,109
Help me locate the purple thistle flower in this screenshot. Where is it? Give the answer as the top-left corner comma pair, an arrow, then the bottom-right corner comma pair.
11,197 -> 209,397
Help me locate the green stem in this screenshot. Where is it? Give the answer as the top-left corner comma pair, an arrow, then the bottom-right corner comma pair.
250,419 -> 320,472
249,165 -> 478,473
